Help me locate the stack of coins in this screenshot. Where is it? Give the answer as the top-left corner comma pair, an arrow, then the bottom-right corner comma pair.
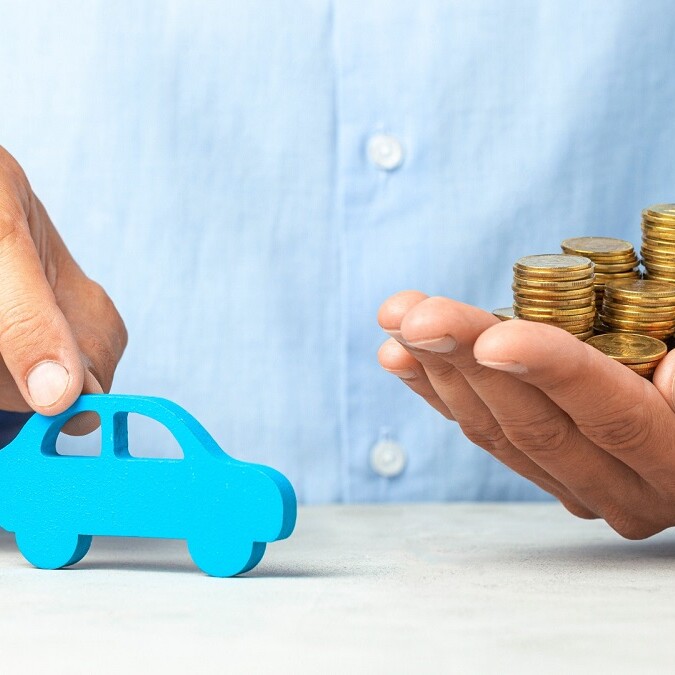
560,236 -> 639,310
512,254 -> 595,340
492,307 -> 515,321
597,279 -> 675,341
585,333 -> 667,379
641,204 -> 675,283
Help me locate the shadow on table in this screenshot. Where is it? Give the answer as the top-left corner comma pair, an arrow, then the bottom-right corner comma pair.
34,537 -> 346,577
0,531 -> 348,577
526,534 -> 675,568
0,532 -> 16,551
72,559 -> 344,578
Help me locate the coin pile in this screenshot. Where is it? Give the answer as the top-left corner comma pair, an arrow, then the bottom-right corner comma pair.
597,279 -> 675,341
512,254 -> 595,340
641,204 -> 675,283
561,236 -> 639,310
585,333 -> 667,379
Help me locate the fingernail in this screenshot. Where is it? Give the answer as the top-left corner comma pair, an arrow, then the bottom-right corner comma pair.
385,368 -> 417,380
26,361 -> 70,407
406,336 -> 457,353
475,359 -> 528,374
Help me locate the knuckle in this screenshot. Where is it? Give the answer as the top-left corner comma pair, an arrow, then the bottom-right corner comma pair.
0,207 -> 23,246
426,361 -> 459,386
1,158 -> 30,200
591,403 -> 651,453
558,497 -> 598,520
503,408 -> 572,455
606,514 -> 656,540
86,280 -> 128,353
602,501 -> 663,540
460,418 -> 507,453
0,300 -> 45,349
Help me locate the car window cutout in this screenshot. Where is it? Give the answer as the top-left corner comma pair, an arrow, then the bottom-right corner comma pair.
125,413 -> 184,459
54,413 -> 102,457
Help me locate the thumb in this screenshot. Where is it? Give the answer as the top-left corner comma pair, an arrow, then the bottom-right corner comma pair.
0,212 -> 84,414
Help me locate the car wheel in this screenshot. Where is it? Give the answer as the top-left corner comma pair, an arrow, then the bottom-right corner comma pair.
187,536 -> 257,577
15,529 -> 92,570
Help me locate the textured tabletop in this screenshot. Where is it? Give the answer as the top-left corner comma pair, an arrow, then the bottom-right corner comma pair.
1,503 -> 674,674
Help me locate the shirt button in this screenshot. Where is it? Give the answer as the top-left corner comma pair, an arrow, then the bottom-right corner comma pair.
370,439 -> 407,478
367,134 -> 404,171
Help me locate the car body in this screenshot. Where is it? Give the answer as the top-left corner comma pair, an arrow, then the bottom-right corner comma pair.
0,394 -> 296,576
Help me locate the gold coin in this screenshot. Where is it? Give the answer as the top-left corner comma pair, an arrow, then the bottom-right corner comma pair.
513,272 -> 593,284
641,237 -> 675,251
518,316 -> 594,331
600,315 -> 675,329
560,236 -> 634,258
641,232 -> 675,246
522,307 -> 597,316
630,368 -> 657,380
593,271 -> 641,283
515,307 -> 595,321
602,298 -> 675,313
627,362 -> 661,374
513,276 -> 594,290
602,296 -> 675,309
627,370 -> 657,381
643,204 -> 675,222
492,307 -> 515,321
511,284 -> 595,300
552,320 -> 596,331
604,279 -> 675,302
599,326 -> 673,340
641,257 -> 675,269
640,254 -> 675,266
559,324 -> 595,334
517,316 -> 596,329
639,261 -> 675,275
514,254 -> 593,276
644,272 -> 675,283
641,250 -> 675,262
513,294 -> 594,308
583,254 -> 638,264
585,333 -> 667,364
602,308 -> 675,322
642,225 -> 675,240
592,262 -> 639,274
642,220 -> 675,231
642,264 -> 675,275
574,329 -> 596,340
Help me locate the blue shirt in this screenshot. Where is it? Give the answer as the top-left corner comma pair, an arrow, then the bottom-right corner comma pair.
1,0 -> 674,503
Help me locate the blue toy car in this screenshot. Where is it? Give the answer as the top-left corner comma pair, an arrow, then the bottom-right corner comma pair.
0,394 -> 296,577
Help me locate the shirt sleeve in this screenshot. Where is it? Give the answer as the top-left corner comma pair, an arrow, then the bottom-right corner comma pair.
0,411 -> 33,448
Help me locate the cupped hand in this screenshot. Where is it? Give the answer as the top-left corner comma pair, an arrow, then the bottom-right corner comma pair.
0,147 -> 127,431
378,290 -> 675,539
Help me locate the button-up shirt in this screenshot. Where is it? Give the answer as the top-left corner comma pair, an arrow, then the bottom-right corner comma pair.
1,0 -> 673,502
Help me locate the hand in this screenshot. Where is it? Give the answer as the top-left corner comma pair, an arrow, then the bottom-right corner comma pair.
378,290 -> 675,539
0,147 -> 127,431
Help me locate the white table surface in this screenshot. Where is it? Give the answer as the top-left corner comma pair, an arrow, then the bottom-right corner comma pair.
1,503 -> 674,674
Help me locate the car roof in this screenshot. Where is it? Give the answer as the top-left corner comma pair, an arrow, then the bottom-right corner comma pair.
20,394 -> 232,461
